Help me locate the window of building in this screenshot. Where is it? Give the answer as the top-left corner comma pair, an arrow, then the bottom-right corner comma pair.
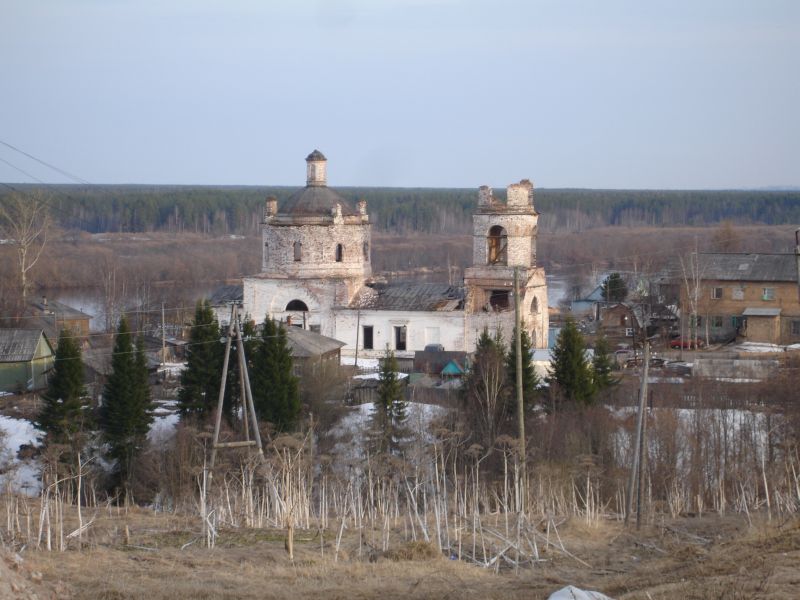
711,316 -> 724,328
394,325 -> 407,351
488,289 -> 511,311
531,296 -> 539,313
792,320 -> 800,336
363,325 -> 374,350
363,241 -> 369,260
264,242 -> 268,262
293,241 -> 302,262
487,225 -> 508,265
762,287 -> 775,301
335,243 -> 344,262
732,287 -> 745,300
731,315 -> 745,330
711,287 -> 723,300
309,324 -> 321,334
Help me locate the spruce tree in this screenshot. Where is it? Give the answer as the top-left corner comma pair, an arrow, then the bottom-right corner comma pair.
369,347 -> 408,456
549,318 -> 595,405
100,316 -> 153,486
251,319 -> 301,431
178,300 -> 223,421
592,329 -> 619,392
462,328 -> 508,450
506,325 -> 540,413
38,329 -> 90,448
601,272 -> 628,302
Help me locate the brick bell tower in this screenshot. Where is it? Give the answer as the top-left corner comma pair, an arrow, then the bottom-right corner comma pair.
463,180 -> 549,349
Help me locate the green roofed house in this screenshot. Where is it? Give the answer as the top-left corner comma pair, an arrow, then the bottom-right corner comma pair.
0,329 -> 55,393
441,359 -> 466,379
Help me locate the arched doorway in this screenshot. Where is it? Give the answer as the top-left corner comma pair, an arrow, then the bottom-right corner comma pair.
285,299 -> 309,311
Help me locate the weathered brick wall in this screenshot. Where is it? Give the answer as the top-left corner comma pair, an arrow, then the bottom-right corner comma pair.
262,221 -> 372,280
472,214 -> 537,267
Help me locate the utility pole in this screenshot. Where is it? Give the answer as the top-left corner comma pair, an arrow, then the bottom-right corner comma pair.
161,301 -> 167,364
513,267 -> 526,511
625,341 -> 650,528
795,228 -> 800,303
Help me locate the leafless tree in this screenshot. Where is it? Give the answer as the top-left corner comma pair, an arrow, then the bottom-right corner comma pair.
0,191 -> 51,307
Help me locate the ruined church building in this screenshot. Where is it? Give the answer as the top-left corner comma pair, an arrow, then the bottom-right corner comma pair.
242,150 -> 549,357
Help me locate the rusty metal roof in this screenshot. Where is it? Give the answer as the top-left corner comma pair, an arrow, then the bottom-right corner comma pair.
352,283 -> 465,311
698,253 -> 798,282
0,329 -> 51,362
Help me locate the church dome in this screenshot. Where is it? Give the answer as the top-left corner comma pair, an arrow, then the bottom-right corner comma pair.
280,186 -> 359,216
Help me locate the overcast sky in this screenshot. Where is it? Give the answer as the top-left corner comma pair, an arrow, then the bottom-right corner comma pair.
1,1 -> 798,189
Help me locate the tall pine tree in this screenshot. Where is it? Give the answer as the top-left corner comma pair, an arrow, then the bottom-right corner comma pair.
37,329 -> 90,448
592,329 -> 619,392
178,300 -> 223,421
100,316 -> 153,487
368,347 -> 408,457
506,325 -> 540,414
549,318 -> 595,405
251,319 -> 301,431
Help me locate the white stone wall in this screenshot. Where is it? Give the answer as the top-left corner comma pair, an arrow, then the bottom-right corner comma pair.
306,160 -> 327,186
334,309 -> 468,358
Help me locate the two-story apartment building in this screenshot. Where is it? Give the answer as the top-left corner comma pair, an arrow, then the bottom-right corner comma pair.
676,253 -> 800,345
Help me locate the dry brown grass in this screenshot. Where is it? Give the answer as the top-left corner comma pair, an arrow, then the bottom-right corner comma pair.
9,506 -> 799,600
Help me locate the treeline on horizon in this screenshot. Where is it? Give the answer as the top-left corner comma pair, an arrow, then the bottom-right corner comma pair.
3,183 -> 800,236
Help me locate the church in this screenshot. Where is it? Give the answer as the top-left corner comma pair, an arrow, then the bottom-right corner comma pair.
241,150 -> 549,358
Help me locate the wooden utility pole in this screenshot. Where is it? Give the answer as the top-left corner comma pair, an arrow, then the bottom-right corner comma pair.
513,267 -> 526,510
625,341 -> 650,528
208,303 -> 264,475
161,301 -> 167,364
795,228 -> 800,302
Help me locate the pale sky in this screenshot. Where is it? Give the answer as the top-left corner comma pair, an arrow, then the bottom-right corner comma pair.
1,0 -> 798,189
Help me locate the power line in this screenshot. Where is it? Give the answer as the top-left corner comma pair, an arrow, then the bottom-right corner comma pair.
0,139 -> 89,184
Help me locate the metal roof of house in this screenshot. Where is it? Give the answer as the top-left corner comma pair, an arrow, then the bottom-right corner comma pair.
742,307 -> 782,317
29,299 -> 92,320
0,329 -> 51,363
697,253 -> 798,282
351,282 -> 465,311
285,327 -> 346,358
209,284 -> 244,306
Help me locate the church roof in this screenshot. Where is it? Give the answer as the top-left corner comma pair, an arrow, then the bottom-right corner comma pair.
280,185 -> 359,217
352,283 -> 465,311
305,149 -> 326,162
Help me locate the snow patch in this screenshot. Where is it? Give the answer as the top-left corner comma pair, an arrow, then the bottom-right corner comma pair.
0,416 -> 42,494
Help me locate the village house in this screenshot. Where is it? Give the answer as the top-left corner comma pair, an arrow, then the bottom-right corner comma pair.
26,297 -> 92,343
669,253 -> 800,345
239,150 -> 550,358
0,329 -> 54,393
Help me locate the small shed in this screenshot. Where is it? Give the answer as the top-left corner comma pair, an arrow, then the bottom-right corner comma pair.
285,327 -> 346,376
0,329 -> 54,393
742,307 -> 782,344
441,359 -> 466,378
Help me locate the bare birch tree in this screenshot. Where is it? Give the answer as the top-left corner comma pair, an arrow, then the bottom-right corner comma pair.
0,191 -> 51,308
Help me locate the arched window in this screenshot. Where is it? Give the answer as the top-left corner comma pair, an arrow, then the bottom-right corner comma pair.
293,241 -> 302,262
531,296 -> 539,313
363,241 -> 369,260
335,243 -> 344,262
487,225 -> 507,265
263,241 -> 269,262
286,299 -> 309,311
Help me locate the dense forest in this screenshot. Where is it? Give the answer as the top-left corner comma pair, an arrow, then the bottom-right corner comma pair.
2,184 -> 799,236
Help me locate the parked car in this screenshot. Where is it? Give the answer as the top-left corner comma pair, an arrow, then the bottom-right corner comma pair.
669,337 -> 705,349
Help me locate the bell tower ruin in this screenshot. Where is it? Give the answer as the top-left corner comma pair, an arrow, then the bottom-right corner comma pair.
464,180 -> 548,348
